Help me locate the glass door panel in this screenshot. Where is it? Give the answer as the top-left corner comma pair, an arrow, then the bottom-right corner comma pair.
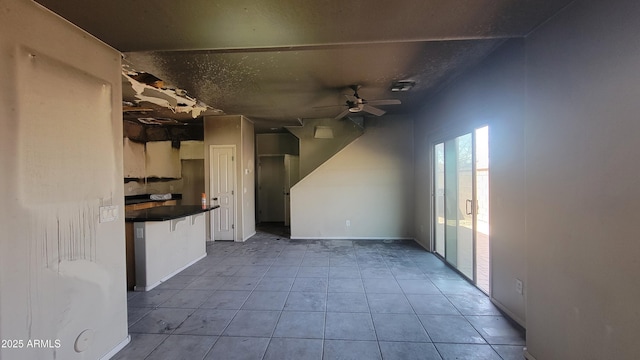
434,143 -> 445,257
444,139 -> 458,267
455,133 -> 474,279
475,126 -> 490,293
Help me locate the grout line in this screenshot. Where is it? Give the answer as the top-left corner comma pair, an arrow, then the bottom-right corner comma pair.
124,231 -> 523,359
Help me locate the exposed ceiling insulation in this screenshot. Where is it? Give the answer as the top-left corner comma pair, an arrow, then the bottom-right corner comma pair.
35,0 -> 574,132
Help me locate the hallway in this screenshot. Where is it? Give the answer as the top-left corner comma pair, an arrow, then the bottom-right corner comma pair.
116,230 -> 524,359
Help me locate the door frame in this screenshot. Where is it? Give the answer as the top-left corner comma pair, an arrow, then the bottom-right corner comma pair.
209,145 -> 236,241
431,125 -> 489,293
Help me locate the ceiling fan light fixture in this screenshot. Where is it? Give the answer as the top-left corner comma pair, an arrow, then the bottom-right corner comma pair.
348,101 -> 364,112
391,80 -> 415,92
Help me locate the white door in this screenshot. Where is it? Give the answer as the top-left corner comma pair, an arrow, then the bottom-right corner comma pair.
210,146 -> 235,241
284,154 -> 300,226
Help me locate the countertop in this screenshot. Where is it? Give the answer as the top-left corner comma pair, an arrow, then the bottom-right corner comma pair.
125,194 -> 182,205
125,205 -> 219,222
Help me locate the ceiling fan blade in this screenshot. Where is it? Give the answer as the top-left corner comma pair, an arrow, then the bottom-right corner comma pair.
335,108 -> 351,120
313,104 -> 345,109
366,99 -> 401,106
362,104 -> 386,116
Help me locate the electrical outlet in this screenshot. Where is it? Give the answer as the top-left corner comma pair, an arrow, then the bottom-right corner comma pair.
346,220 -> 351,227
516,279 -> 523,295
99,205 -> 118,223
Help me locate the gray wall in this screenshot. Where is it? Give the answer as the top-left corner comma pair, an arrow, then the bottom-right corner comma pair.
0,0 -> 128,358
524,0 -> 640,358
256,133 -> 299,156
414,39 -> 527,325
414,0 -> 640,357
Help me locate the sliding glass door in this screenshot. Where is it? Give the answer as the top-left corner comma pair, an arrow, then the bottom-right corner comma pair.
434,126 -> 489,293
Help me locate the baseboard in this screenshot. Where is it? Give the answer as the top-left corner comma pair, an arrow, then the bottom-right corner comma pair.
490,297 -> 526,328
290,236 -> 415,240
523,348 -> 537,360
100,335 -> 130,360
242,231 -> 257,242
134,253 -> 207,291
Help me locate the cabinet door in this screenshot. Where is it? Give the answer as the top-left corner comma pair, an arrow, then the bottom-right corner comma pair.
146,141 -> 181,178
123,138 -> 146,178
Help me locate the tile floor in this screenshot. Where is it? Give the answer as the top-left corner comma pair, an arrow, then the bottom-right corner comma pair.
115,228 -> 525,360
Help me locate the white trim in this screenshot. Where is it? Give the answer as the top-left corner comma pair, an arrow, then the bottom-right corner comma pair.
490,297 -> 526,328
134,253 -> 206,292
100,335 -> 130,360
290,236 -> 415,240
523,348 -> 537,360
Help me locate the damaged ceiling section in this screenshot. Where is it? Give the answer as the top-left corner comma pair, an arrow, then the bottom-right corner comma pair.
121,62 -> 224,142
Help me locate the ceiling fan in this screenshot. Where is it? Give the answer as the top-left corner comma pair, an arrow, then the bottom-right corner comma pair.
333,85 -> 401,120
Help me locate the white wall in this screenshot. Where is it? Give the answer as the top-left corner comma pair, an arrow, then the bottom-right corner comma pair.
291,116 -> 414,239
413,40 -> 528,325
414,0 -> 640,357
0,0 -> 128,359
241,117 -> 256,240
523,0 -> 640,358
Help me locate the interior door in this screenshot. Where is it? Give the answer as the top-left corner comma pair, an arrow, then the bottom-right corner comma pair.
210,146 -> 235,241
283,154 -> 300,226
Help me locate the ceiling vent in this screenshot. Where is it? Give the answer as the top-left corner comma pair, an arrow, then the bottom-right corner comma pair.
391,80 -> 415,92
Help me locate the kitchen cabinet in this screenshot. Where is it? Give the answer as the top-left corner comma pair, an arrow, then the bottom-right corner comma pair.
123,138 -> 146,178
145,141 -> 181,178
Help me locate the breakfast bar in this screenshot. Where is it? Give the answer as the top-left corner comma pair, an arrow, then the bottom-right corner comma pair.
125,205 -> 219,291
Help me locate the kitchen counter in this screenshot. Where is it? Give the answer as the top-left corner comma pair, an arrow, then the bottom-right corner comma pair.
125,205 -> 219,291
125,205 -> 219,222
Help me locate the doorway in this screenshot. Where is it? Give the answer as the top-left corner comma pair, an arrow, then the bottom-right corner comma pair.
433,126 -> 490,293
257,154 -> 300,226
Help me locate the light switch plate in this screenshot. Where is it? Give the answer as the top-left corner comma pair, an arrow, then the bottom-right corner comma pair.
99,205 -> 118,223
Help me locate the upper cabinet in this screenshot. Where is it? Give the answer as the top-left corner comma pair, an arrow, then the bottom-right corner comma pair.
123,138 -> 146,178
145,141 -> 181,178
123,139 -> 204,179
180,140 -> 205,160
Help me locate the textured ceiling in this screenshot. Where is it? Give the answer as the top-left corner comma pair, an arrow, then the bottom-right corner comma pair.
35,0 -> 573,131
